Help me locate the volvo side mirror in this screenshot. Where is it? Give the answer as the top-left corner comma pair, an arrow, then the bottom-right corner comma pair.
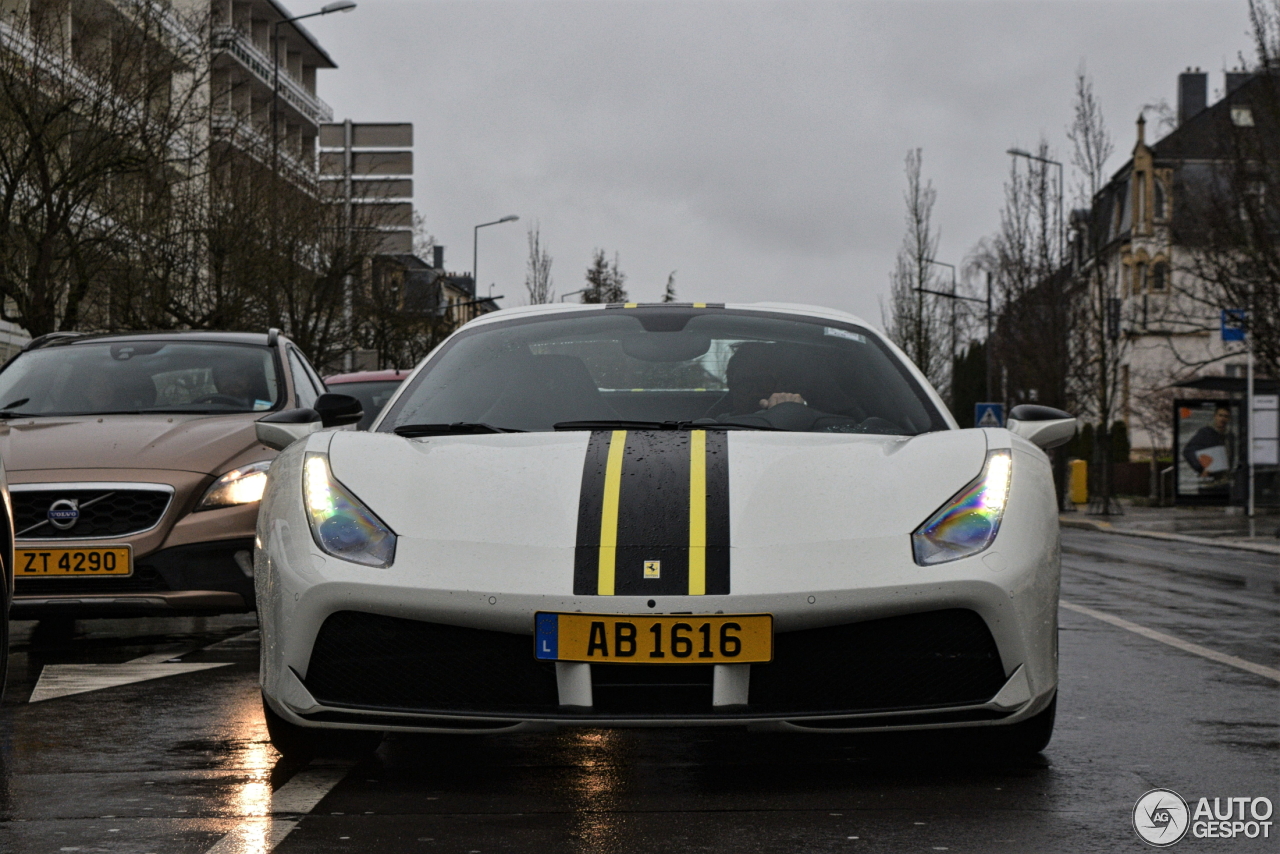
256,407 -> 321,451
1007,404 -> 1078,451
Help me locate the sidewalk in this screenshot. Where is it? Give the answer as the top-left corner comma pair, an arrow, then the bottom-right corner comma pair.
1059,500 -> 1280,555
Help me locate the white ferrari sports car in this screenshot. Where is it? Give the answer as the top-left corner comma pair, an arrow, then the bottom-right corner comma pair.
254,302 -> 1074,756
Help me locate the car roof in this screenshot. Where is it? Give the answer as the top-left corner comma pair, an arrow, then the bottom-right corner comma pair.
458,301 -> 876,331
325,369 -> 409,384
24,330 -> 275,351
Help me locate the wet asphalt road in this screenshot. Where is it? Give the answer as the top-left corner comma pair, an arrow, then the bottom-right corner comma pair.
0,529 -> 1276,854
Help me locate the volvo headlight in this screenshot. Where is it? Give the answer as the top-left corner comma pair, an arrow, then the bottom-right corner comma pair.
303,452 -> 396,567
912,450 -> 1012,566
196,461 -> 272,510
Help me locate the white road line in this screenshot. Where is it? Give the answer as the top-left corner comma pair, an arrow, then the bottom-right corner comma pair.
29,630 -> 259,702
203,762 -> 353,854
1061,599 -> 1280,683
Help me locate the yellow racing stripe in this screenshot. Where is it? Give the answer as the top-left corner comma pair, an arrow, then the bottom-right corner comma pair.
688,430 -> 707,595
597,430 -> 627,595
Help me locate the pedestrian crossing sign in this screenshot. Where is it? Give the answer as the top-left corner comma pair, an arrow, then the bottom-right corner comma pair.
975,403 -> 1004,428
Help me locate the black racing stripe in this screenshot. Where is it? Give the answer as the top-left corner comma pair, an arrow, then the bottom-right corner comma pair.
613,431 -> 692,596
703,430 -> 731,595
573,431 -> 613,595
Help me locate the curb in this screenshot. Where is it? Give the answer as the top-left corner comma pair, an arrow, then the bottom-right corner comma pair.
1059,516 -> 1280,556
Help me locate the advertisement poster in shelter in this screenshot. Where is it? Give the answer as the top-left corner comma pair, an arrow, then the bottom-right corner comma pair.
1174,400 -> 1238,503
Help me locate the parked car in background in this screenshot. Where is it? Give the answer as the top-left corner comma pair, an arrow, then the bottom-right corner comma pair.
0,455 -> 12,698
0,330 -> 358,620
323,370 -> 408,430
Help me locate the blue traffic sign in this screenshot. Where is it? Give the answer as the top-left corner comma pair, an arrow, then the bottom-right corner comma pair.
975,402 -> 1005,428
1221,309 -> 1247,342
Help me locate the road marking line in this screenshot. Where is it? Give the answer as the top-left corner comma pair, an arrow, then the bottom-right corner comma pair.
203,762 -> 352,854
1061,599 -> 1280,683
28,630 -> 258,702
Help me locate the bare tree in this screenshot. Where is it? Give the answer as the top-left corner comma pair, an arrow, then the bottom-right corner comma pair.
662,271 -> 677,303
524,225 -> 554,304
1067,69 -> 1126,513
0,1 -> 213,337
883,149 -> 950,392
582,249 -> 627,303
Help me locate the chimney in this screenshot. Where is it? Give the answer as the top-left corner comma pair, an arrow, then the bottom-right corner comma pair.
1225,69 -> 1251,95
433,245 -> 445,270
1177,68 -> 1207,125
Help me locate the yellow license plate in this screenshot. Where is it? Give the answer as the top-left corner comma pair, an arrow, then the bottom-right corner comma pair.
17,546 -> 132,576
535,613 -> 773,664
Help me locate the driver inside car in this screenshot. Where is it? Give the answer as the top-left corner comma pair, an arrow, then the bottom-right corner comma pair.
211,360 -> 272,410
722,343 -> 808,414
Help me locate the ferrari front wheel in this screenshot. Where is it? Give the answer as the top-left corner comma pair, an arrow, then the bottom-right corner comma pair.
262,693 -> 383,759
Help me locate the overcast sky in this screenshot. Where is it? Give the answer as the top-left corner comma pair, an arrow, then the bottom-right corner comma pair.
304,0 -> 1253,328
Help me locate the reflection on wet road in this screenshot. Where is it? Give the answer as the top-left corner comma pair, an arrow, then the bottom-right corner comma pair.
1,530 -> 1276,852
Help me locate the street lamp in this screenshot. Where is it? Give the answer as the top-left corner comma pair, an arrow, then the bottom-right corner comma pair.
272,1 -> 357,173
472,214 -> 519,308
1007,148 -> 1065,264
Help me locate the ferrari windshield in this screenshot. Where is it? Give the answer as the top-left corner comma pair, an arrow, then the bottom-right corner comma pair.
380,308 -> 946,435
0,341 -> 282,416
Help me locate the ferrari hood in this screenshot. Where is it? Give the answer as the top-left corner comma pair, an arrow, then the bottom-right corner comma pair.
0,413 -> 263,475
327,428 -> 988,562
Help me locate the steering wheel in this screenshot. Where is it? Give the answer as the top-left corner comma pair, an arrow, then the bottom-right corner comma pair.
191,394 -> 244,406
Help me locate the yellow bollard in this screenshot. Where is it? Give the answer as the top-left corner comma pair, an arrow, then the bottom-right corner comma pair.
1069,459 -> 1089,505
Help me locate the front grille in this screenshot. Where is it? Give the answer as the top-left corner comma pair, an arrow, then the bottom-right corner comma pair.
305,612 -> 560,714
15,488 -> 172,539
749,609 -> 1007,714
303,609 -> 1007,720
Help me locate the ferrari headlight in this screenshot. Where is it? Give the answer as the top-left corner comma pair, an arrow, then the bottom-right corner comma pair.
196,461 -> 272,510
912,450 -> 1012,566
303,452 -> 396,567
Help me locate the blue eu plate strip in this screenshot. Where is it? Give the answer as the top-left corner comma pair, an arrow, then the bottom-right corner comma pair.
535,613 -> 559,660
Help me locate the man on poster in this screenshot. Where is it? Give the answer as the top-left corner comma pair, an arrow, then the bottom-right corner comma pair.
1181,405 -> 1233,491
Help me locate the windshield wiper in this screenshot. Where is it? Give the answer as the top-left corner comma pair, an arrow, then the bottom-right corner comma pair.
555,420 -> 685,431
394,422 -> 525,437
554,419 -> 779,431
2,398 -> 29,410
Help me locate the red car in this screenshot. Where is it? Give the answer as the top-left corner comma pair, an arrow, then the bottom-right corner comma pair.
323,369 -> 408,430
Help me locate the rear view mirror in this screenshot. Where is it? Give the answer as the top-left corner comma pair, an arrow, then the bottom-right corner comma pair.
1006,404 -> 1077,451
620,332 -> 711,362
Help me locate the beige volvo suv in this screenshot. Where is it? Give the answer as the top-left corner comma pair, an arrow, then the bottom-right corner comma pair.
0,330 -> 356,619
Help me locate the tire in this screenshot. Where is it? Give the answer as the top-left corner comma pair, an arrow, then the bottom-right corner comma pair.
984,695 -> 1056,756
262,693 -> 383,759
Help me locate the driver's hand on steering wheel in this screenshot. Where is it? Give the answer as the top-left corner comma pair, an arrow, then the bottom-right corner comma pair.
759,392 -> 805,409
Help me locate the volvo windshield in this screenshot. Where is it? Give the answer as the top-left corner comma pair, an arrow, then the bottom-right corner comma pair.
0,341 -> 282,416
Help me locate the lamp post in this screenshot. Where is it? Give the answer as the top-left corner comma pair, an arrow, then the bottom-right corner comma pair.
272,1 -> 356,173
913,261 -> 991,405
1006,148 -> 1065,264
472,215 -> 519,317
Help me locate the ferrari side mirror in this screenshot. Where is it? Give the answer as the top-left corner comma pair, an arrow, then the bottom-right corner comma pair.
1006,404 -> 1078,451
314,393 -> 363,428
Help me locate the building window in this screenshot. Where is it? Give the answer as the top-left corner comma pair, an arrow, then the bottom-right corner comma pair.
1134,262 -> 1146,293
1231,106 -> 1255,127
1150,262 -> 1168,292
1153,180 -> 1167,221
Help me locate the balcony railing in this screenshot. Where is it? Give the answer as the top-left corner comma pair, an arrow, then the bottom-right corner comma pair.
212,26 -> 333,126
